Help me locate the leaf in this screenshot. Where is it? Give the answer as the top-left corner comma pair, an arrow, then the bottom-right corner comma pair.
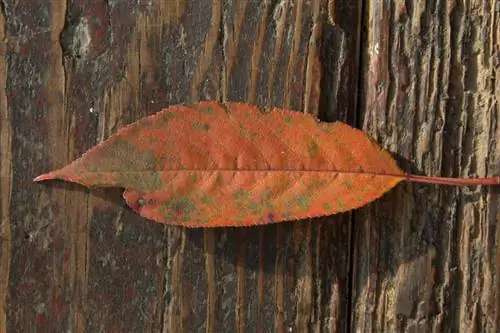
34,101 -> 499,227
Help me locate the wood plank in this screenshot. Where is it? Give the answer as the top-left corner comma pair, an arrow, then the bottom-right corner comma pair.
0,4 -> 10,333
218,0 -> 362,331
352,1 -> 500,332
1,0 -> 362,332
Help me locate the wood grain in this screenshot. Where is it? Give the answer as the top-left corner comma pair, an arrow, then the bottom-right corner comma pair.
1,0 -> 496,332
353,1 -> 499,332
0,0 -> 358,331
220,1 -> 362,331
0,4 -> 11,333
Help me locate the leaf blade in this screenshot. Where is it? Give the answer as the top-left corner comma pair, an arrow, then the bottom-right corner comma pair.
35,101 -> 407,227
120,170 -> 405,227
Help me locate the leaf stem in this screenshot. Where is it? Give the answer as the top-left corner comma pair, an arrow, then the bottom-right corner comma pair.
405,174 -> 500,186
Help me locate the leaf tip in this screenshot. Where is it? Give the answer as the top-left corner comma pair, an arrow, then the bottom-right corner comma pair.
33,170 -> 65,183
33,173 -> 52,182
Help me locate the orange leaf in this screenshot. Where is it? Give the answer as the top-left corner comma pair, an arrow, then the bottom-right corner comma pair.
34,101 -> 499,227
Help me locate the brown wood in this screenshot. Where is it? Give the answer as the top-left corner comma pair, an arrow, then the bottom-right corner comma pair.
352,1 -> 499,332
0,0 -> 497,333
0,1 -> 360,332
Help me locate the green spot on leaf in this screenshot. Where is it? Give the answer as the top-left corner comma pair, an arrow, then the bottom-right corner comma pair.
288,195 -> 310,211
234,189 -> 274,218
85,140 -> 162,191
234,188 -> 250,202
284,115 -> 292,124
200,194 -> 214,205
161,112 -> 176,123
308,140 -> 319,158
200,107 -> 214,115
188,173 -> 197,184
335,198 -> 346,210
341,180 -> 353,189
193,120 -> 210,131
215,173 -> 224,186
321,125 -> 331,133
162,196 -> 196,222
322,203 -> 331,210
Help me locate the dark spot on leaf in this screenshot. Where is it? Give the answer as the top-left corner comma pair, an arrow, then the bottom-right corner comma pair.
137,198 -> 145,207
162,197 -> 196,221
322,203 -> 331,210
284,115 -> 292,124
267,212 -> 275,223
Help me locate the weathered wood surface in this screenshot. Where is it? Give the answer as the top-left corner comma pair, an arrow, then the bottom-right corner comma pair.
0,1 -> 497,333
353,1 -> 500,332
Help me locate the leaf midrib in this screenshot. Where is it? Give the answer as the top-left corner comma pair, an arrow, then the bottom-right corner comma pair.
77,169 -> 406,177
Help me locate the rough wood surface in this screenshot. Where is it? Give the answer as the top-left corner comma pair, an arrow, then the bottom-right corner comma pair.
353,1 -> 499,332
0,0 -> 361,332
0,0 -> 497,333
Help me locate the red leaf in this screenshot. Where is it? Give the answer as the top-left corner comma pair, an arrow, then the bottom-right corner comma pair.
34,101 -> 499,227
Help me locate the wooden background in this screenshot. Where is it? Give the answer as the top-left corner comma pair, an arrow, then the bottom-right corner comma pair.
0,0 -> 499,332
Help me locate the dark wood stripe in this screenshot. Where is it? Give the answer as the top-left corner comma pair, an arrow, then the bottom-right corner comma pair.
191,0 -> 223,100
0,7 -> 12,332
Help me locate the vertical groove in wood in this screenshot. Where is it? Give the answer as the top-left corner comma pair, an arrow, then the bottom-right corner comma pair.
221,0 -> 248,101
50,2 -> 90,330
256,230 -> 265,332
284,0 -> 304,108
495,196 -> 500,333
266,0 -> 289,109
493,5 -> 500,325
191,0 -> 223,100
46,1 -> 70,331
294,223 -> 313,331
235,229 -> 247,333
274,225 -> 285,332
163,227 -> 183,333
247,1 -> 271,104
0,4 -> 11,333
204,230 -> 216,333
303,0 -> 322,114
179,231 -> 189,333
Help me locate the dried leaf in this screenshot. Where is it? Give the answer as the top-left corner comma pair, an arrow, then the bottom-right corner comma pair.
34,101 -> 499,227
